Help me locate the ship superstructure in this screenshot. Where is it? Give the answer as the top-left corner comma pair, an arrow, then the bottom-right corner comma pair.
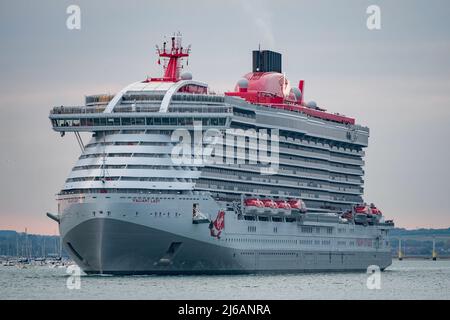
48,34 -> 394,274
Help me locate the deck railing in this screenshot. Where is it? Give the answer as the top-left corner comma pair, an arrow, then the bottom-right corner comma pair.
50,106 -> 105,114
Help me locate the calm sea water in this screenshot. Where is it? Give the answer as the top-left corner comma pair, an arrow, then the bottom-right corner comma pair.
1,260 -> 449,300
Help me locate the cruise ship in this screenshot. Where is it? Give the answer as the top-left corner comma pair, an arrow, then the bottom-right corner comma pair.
47,34 -> 394,274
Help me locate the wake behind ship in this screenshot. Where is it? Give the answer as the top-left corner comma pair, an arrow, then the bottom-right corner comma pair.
47,34 -> 394,274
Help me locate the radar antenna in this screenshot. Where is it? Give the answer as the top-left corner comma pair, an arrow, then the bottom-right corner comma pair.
150,32 -> 191,82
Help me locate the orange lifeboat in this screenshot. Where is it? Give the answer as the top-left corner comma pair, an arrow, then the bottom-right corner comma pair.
244,198 -> 264,208
354,204 -> 369,214
353,204 -> 370,225
274,200 -> 291,209
288,199 -> 307,213
369,204 -> 382,215
261,199 -> 278,209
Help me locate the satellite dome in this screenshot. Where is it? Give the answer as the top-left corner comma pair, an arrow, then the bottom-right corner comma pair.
306,101 -> 317,109
237,78 -> 249,89
180,72 -> 192,80
291,87 -> 302,101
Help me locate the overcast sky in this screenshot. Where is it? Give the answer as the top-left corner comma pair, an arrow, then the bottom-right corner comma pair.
0,0 -> 449,234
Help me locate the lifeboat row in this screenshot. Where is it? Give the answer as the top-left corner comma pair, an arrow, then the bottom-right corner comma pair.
342,203 -> 383,225
243,198 -> 307,215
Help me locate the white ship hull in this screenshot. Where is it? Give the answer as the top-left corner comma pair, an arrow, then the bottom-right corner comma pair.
59,193 -> 392,274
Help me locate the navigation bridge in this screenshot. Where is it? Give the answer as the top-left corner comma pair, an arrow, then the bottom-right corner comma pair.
50,93 -> 232,134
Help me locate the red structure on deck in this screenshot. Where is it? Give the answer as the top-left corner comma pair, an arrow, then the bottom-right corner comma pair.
146,32 -> 191,82
145,35 -> 354,125
225,56 -> 355,125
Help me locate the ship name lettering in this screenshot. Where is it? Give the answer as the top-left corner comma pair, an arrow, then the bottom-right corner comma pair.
132,197 -> 160,203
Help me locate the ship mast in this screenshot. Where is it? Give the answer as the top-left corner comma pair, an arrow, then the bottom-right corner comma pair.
150,32 -> 191,82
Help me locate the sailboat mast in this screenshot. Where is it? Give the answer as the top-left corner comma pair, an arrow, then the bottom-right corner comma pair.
59,233 -> 62,259
25,228 -> 28,259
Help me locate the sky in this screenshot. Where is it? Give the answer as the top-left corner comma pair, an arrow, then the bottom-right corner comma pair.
0,0 -> 449,234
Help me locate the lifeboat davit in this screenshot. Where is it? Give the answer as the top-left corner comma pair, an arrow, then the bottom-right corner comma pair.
341,210 -> 353,220
367,204 -> 382,224
353,204 -> 369,225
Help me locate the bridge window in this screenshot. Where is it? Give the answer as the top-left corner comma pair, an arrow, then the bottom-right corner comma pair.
53,116 -> 226,128
107,118 -> 120,126
93,118 -> 105,126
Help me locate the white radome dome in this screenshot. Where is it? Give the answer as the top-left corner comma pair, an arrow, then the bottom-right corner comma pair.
307,101 -> 317,109
180,72 -> 193,80
237,78 -> 249,89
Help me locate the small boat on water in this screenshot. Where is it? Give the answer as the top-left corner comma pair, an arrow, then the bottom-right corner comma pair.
2,261 -> 15,267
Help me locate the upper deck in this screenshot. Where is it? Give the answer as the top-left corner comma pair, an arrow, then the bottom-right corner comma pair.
49,37 -> 369,148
